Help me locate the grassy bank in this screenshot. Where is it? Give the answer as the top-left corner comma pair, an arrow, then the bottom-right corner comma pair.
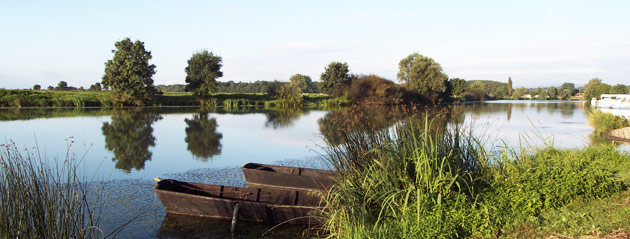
321,108 -> 630,238
588,110 -> 630,135
0,89 -> 349,109
0,142 -> 104,238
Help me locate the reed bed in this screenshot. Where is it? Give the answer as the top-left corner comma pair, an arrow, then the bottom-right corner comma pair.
321,107 -> 629,238
0,141 -> 104,238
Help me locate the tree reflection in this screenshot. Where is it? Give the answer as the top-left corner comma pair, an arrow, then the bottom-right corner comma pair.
102,109 -> 162,173
264,109 -> 304,129
318,106 -> 405,146
185,112 -> 223,161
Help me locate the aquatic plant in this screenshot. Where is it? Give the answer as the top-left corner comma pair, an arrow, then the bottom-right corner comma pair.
321,106 -> 629,238
0,141 -> 104,238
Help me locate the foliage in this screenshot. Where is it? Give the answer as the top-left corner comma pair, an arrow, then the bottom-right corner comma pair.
560,82 -> 576,95
321,107 -> 629,238
547,86 -> 557,99
89,82 -> 102,91
611,84 -> 629,94
397,53 -> 449,102
0,89 -> 115,107
507,77 -> 513,96
583,78 -> 611,100
512,87 -> 527,100
449,78 -> 466,97
185,50 -> 223,96
588,110 -> 630,135
345,75 -> 405,105
320,61 -> 351,96
57,81 -> 68,91
289,74 -> 317,93
101,109 -> 162,172
102,38 -> 159,105
184,112 -> 222,160
0,142 -> 104,238
32,84 -> 41,90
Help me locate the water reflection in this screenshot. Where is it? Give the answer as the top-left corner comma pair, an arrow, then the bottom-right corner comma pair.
264,109 -> 304,129
184,112 -> 223,161
101,109 -> 162,172
158,213 -> 311,238
318,106 -> 406,146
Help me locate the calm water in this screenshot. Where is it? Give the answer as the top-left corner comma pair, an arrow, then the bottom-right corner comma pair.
0,101 -> 625,238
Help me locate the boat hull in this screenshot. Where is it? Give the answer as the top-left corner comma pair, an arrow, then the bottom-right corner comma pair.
155,179 -> 322,224
242,163 -> 335,191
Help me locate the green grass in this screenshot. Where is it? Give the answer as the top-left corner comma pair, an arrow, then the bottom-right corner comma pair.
321,106 -> 630,238
1,89 -> 349,109
0,141 -> 105,238
588,110 -> 630,135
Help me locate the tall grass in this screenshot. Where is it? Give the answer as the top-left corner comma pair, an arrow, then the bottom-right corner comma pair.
0,141 -> 104,238
321,107 -> 629,238
588,110 -> 630,135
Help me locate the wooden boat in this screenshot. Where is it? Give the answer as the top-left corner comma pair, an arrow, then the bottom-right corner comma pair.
242,163 -> 336,191
154,178 -> 323,224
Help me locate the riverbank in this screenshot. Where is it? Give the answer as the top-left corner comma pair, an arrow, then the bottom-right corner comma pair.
608,127 -> 630,144
0,89 -> 348,108
321,109 -> 630,238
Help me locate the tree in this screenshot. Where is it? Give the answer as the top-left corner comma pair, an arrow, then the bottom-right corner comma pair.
610,84 -> 628,94
89,83 -> 102,91
512,87 -> 527,99
560,82 -> 576,95
185,50 -> 223,96
320,62 -> 351,95
583,78 -> 611,100
507,77 -> 513,96
560,89 -> 572,100
33,84 -> 41,90
47,86 -> 54,91
289,74 -> 312,93
102,38 -> 158,104
449,78 -> 466,97
397,53 -> 448,102
57,81 -> 68,91
547,86 -> 557,99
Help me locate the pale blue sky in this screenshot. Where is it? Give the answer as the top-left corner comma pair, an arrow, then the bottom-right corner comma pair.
1,0 -> 629,89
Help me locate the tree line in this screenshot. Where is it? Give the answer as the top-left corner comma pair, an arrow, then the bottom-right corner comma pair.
26,37 -> 630,106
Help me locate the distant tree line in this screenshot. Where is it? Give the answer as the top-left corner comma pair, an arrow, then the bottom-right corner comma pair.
22,37 -> 630,106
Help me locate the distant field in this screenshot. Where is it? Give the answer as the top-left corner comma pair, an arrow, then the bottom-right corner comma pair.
0,89 -> 348,108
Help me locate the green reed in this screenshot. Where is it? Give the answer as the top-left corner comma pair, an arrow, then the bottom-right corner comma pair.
321,107 -> 629,238
0,141 -> 104,238
588,110 -> 630,135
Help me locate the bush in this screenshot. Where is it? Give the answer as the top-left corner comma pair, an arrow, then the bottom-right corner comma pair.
321,107 -> 629,238
345,75 -> 405,105
588,110 -> 629,135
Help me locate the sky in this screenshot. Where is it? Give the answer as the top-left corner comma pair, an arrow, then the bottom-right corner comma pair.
1,0 -> 629,89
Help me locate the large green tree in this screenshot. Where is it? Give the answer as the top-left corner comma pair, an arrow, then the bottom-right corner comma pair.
102,38 -> 158,104
610,84 -> 628,94
289,74 -> 313,93
57,81 -> 68,91
449,78 -> 466,97
320,62 -> 351,95
583,78 -> 611,100
185,50 -> 223,96
397,53 -> 449,102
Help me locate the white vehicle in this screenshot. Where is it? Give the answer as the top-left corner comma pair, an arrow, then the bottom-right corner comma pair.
591,94 -> 630,109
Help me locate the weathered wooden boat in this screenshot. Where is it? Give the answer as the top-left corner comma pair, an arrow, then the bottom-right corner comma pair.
154,178 -> 323,224
242,163 -> 336,191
